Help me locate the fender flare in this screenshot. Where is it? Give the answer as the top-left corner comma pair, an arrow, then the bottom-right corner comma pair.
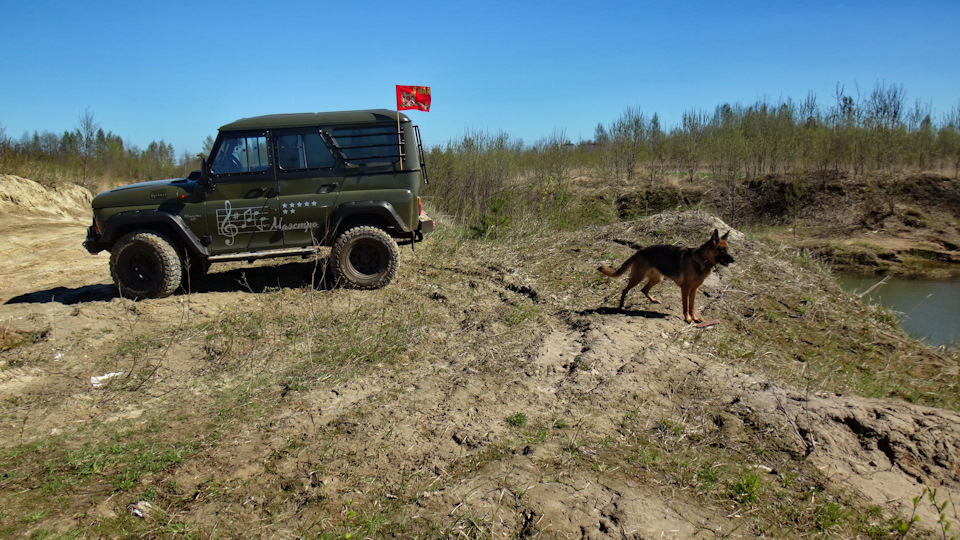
100,210 -> 209,257
325,201 -> 411,243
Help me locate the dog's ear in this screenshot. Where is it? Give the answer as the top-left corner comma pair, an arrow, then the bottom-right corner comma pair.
721,230 -> 730,240
711,229 -> 720,242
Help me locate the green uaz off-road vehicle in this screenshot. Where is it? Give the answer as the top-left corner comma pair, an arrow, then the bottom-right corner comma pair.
83,109 -> 434,299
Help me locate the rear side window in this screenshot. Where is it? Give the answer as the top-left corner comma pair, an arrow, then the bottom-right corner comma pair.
277,132 -> 336,170
211,135 -> 269,174
332,126 -> 401,165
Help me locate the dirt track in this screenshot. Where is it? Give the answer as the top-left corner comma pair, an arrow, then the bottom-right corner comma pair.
1,174 -> 959,537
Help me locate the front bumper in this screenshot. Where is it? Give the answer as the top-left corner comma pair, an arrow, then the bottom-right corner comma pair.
83,225 -> 107,254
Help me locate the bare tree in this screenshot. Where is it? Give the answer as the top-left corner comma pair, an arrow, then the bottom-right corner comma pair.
75,108 -> 100,182
201,135 -> 216,157
679,109 -> 707,181
0,123 -> 8,157
610,106 -> 648,181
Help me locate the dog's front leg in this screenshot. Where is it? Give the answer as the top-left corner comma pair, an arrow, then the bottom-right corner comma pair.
680,287 -> 692,323
686,286 -> 703,323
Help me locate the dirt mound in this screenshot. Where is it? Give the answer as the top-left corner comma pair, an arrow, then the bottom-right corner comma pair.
0,176 -> 104,302
727,375 -> 960,518
0,174 -> 92,221
0,208 -> 958,537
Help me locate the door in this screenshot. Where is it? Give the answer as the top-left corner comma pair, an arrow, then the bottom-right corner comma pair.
273,128 -> 344,247
204,131 -> 282,254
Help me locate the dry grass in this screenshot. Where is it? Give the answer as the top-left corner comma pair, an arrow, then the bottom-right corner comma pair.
1,204 -> 957,538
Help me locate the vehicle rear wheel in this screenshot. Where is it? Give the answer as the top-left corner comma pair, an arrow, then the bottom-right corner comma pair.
109,231 -> 183,299
330,226 -> 399,289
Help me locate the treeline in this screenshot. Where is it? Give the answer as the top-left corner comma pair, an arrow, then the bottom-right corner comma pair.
425,82 -> 960,232
597,83 -> 960,181
3,83 -> 959,229
0,110 -> 201,190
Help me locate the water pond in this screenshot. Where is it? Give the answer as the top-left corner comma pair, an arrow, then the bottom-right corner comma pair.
836,275 -> 960,348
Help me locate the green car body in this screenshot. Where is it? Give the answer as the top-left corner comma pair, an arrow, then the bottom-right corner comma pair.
84,109 -> 434,298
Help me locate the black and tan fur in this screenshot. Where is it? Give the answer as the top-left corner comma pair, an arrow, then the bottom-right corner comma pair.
598,229 -> 735,323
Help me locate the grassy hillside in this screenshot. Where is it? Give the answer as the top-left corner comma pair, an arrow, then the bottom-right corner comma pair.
1,195 -> 958,537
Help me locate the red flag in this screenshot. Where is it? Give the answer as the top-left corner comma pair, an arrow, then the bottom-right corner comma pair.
396,85 -> 431,112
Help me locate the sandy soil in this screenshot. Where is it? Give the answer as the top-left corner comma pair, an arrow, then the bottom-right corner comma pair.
1,174 -> 959,538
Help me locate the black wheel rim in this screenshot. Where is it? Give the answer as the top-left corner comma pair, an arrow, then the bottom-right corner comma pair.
349,241 -> 385,276
126,250 -> 159,286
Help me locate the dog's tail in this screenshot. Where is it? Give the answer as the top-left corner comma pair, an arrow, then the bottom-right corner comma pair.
598,259 -> 630,278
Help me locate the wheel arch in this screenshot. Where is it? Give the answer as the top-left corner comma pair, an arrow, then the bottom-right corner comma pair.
101,211 -> 209,258
325,201 -> 411,244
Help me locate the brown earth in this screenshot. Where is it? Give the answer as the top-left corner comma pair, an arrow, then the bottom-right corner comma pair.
615,171 -> 960,278
737,172 -> 960,278
1,173 -> 959,538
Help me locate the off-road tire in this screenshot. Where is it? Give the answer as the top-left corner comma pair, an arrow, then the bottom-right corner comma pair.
329,226 -> 399,289
110,231 -> 183,299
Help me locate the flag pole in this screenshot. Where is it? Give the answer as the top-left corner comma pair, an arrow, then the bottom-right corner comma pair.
397,109 -> 404,170
395,86 -> 404,170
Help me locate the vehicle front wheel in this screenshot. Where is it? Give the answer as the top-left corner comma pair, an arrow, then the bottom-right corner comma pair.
109,231 -> 183,299
329,226 -> 400,289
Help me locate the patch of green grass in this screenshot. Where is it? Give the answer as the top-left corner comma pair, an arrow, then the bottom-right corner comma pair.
814,501 -> 847,532
632,448 -> 659,467
20,509 -> 47,523
505,412 -> 528,428
696,462 -> 722,491
729,470 -> 763,505
657,418 -> 684,437
0,436 -> 201,507
504,303 -> 540,326
525,426 -> 549,445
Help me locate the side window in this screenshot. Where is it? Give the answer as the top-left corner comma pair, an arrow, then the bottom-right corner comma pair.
211,135 -> 269,174
277,132 -> 336,171
331,126 -> 400,165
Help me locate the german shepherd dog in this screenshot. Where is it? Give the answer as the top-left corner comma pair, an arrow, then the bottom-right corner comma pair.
598,229 -> 735,323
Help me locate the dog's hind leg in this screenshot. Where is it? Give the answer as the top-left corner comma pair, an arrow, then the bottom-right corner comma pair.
640,271 -> 664,305
618,270 -> 646,310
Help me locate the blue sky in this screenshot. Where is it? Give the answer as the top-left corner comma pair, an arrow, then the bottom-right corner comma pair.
1,0 -> 958,156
